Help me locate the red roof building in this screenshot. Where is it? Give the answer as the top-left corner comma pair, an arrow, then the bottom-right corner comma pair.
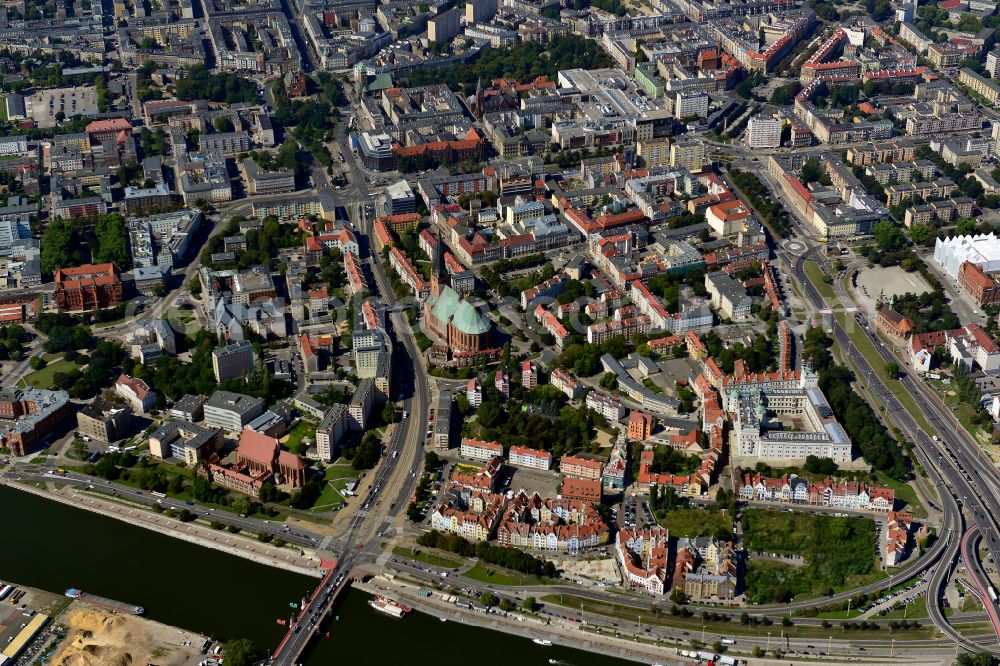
54,263 -> 122,312
236,428 -> 306,487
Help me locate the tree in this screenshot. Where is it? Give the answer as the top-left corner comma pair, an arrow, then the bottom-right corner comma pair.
214,116 -> 235,133
94,455 -> 119,480
259,480 -> 278,502
599,372 -> 618,390
909,223 -> 936,246
381,402 -> 396,424
232,495 -> 252,516
192,475 -> 215,502
523,596 -> 537,612
800,157 -> 823,184
957,653 -> 995,666
803,455 -> 838,475
352,434 -> 381,470
222,639 -> 259,666
479,591 -> 498,607
424,450 -> 440,470
40,219 -> 75,278
499,598 -> 513,612
872,220 -> 907,254
884,362 -> 900,378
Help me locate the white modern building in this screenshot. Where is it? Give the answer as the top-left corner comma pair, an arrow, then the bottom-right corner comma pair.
746,115 -> 782,150
508,445 -> 552,470
460,437 -> 502,462
934,233 -> 1000,278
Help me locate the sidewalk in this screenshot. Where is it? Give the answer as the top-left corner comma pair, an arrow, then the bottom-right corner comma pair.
359,576 -> 954,666
18,481 -> 323,577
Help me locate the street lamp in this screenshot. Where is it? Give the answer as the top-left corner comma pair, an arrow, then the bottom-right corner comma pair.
766,632 -> 771,651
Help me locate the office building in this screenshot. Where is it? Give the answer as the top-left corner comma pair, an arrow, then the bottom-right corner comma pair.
77,398 -> 133,442
149,420 -> 222,463
202,390 -> 266,432
212,341 -> 255,382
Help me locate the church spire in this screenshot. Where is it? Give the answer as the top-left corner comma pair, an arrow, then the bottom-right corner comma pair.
431,228 -> 449,297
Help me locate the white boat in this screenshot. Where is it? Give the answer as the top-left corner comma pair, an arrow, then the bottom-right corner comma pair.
533,638 -> 553,646
368,596 -> 411,619
439,617 -> 447,622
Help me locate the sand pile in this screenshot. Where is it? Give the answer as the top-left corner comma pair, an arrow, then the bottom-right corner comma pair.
51,608 -> 200,666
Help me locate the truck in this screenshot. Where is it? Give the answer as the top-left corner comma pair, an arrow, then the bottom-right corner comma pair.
989,586 -> 997,603
721,638 -> 736,645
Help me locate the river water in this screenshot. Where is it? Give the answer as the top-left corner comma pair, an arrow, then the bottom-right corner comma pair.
0,487 -> 638,665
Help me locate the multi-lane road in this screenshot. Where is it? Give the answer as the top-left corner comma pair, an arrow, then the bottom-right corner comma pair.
789,243 -> 1000,655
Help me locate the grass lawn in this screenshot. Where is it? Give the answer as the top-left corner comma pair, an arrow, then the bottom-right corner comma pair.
834,312 -> 933,433
392,546 -> 462,569
656,507 -> 732,540
22,359 -> 82,389
809,608 -> 864,620
307,461 -> 357,512
464,562 -> 555,587
929,379 -> 994,445
804,262 -> 838,305
743,509 -> 883,603
283,419 -> 317,456
880,595 -> 928,620
541,593 -> 936,641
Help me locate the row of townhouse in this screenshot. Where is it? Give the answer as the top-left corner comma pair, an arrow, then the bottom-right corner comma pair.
616,526 -> 670,595
735,470 -> 896,512
496,491 -> 608,553
430,483 -> 507,542
532,303 -> 570,348
344,251 -> 368,296
388,246 -> 429,298
551,367 -> 583,400
521,272 -> 570,310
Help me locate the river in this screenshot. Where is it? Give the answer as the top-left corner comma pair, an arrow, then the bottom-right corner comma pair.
1,487 -> 639,665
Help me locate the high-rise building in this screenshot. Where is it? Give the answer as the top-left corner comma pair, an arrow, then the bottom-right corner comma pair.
212,341 -> 255,382
746,115 -> 782,150
986,48 -> 1000,78
673,90 -> 708,121
638,138 -> 671,168
353,328 -> 391,397
428,8 -> 461,42
465,0 -> 497,24
670,138 -> 705,172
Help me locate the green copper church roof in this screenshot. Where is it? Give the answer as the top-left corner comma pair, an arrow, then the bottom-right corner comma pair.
429,286 -> 460,324
452,300 -> 491,335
